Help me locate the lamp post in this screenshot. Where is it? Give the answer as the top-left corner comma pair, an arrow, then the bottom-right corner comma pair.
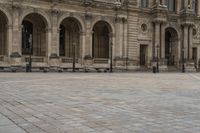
156,45 -> 159,72
28,34 -> 32,72
182,48 -> 185,73
110,42 -> 113,73
72,41 -> 76,72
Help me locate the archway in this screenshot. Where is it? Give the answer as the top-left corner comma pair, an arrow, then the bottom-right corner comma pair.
0,10 -> 8,55
92,21 -> 112,58
165,27 -> 178,66
59,17 -> 81,58
22,13 -> 47,56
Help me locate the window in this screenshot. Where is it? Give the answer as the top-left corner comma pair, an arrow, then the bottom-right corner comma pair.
141,0 -> 148,8
165,0 -> 176,11
192,0 -> 198,14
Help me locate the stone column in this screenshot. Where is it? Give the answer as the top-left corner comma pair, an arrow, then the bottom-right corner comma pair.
115,17 -> 123,58
6,25 -> 13,57
85,14 -> 92,57
12,6 -> 21,56
154,22 -> 160,59
80,31 -> 86,59
183,25 -> 189,59
160,22 -> 166,59
189,25 -> 193,59
10,5 -> 22,68
46,28 -> 52,58
123,19 -> 128,58
51,10 -> 59,57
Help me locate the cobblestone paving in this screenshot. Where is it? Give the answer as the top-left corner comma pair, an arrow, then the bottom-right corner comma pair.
0,73 -> 200,133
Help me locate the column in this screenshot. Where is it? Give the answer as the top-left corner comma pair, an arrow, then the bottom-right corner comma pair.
183,25 -> 189,59
12,6 -> 21,55
6,25 -> 13,57
115,17 -> 123,58
85,15 -> 92,57
51,10 -> 59,56
80,31 -> 86,59
161,22 -> 165,59
123,19 -> 128,58
189,26 -> 193,59
46,28 -> 52,58
154,22 -> 160,59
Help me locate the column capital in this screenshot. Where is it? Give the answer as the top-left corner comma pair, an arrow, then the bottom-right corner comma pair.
45,28 -> 52,32
80,31 -> 86,36
6,24 -> 13,29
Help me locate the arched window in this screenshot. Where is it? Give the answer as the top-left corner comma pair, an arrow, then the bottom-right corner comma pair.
165,0 -> 176,11
141,0 -> 149,8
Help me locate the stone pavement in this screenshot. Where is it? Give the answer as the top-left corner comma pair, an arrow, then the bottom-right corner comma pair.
0,73 -> 200,133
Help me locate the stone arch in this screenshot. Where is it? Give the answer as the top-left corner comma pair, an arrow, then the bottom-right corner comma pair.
0,7 -> 12,25
58,14 -> 85,32
20,9 -> 51,29
59,17 -> 83,58
21,11 -> 50,57
91,17 -> 115,34
0,8 -> 11,56
165,23 -> 180,39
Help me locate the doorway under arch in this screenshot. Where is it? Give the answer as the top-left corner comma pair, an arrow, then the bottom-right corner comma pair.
59,17 -> 81,58
165,27 -> 178,66
21,13 -> 47,57
92,21 -> 112,59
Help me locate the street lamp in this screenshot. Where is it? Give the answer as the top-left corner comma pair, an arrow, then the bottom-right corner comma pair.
182,48 -> 185,73
156,45 -> 159,72
72,41 -> 76,72
28,34 -> 32,72
110,41 -> 113,73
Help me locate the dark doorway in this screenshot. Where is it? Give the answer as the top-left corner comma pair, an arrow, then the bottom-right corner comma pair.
22,13 -> 47,56
59,18 -> 81,58
192,47 -> 197,66
0,11 -> 8,55
140,45 -> 147,66
92,21 -> 111,58
165,28 -> 178,66
22,20 -> 33,55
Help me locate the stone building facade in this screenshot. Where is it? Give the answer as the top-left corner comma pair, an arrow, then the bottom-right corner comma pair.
0,0 -> 199,72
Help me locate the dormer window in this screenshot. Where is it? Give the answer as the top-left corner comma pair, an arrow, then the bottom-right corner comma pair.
141,0 -> 149,8
165,0 -> 176,12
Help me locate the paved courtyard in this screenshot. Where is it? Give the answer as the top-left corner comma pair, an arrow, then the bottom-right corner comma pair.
0,73 -> 200,133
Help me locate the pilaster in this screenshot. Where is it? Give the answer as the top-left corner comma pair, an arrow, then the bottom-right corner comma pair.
161,22 -> 166,59
11,5 -> 21,56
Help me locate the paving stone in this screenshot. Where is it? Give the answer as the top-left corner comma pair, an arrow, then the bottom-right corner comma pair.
0,73 -> 200,133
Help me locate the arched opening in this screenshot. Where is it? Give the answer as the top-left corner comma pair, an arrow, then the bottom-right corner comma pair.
22,13 -> 47,56
0,10 -> 8,55
59,17 -> 81,58
92,21 -> 111,58
165,27 -> 178,66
